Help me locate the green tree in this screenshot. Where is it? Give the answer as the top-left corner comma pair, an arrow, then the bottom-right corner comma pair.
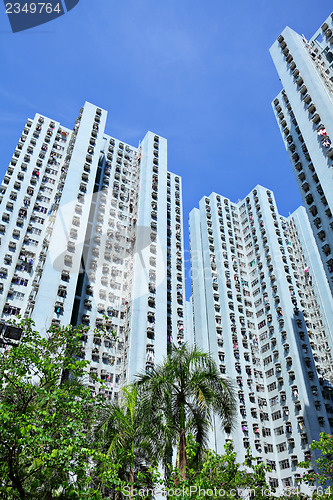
97,384 -> 159,499
137,343 -> 237,479
0,317 -> 119,499
297,432 -> 333,499
165,438 -> 273,500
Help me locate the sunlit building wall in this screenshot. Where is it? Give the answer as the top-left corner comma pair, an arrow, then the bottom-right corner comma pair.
0,102 -> 187,397
189,185 -> 333,490
270,12 -> 333,294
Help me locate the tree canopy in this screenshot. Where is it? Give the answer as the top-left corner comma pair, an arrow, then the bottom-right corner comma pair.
137,343 -> 237,478
0,317 -> 119,499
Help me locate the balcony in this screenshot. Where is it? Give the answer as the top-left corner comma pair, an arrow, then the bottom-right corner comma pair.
81,314 -> 90,325
305,193 -> 313,205
312,113 -> 320,124
300,85 -> 307,95
301,182 -> 309,193
318,230 -> 326,241
322,244 -> 331,256
148,296 -> 155,308
307,103 -> 316,114
147,327 -> 155,340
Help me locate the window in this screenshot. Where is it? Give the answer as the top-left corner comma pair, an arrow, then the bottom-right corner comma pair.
70,229 -> 78,239
39,195 -> 50,203
270,396 -> 278,406
27,238 -> 38,246
279,459 -> 290,470
43,176 -> 56,184
262,342 -> 270,353
34,216 -> 45,224
277,443 -> 287,453
3,304 -> 21,315
268,382 -> 277,392
12,276 -> 28,286
12,291 -> 25,301
259,331 -> 268,342
57,286 -> 67,298
272,410 -> 282,421
257,308 -> 264,318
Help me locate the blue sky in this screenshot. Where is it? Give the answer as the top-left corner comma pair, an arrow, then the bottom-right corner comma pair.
0,1 -> 331,296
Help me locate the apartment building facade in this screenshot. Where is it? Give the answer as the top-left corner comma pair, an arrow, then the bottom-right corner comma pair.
189,185 -> 333,490
270,12 -> 333,294
0,102 -> 187,397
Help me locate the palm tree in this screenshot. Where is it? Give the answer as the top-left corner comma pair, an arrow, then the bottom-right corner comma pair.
97,384 -> 158,499
137,343 -> 237,479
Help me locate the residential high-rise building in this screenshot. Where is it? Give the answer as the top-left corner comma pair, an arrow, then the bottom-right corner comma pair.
0,102 -> 187,397
189,185 -> 333,491
3,97 -> 333,492
270,12 -> 333,294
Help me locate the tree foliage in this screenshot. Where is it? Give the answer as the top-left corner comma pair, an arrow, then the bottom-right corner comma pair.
96,384 -> 160,498
164,437 -> 274,500
0,317 -> 119,499
137,343 -> 237,478
297,432 -> 333,499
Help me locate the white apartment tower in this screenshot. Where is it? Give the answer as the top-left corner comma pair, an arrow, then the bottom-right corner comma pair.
0,102 -> 187,397
270,12 -> 333,294
189,185 -> 333,491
